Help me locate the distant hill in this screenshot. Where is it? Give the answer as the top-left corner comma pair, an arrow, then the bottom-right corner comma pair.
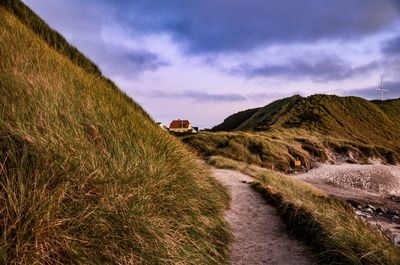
185,95 -> 400,172
213,94 -> 400,149
212,107 -> 259,131
213,95 -> 301,131
0,1 -> 229,263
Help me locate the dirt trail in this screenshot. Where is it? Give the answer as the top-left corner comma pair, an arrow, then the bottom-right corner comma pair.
213,169 -> 314,265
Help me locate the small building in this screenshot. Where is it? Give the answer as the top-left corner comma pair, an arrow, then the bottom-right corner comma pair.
169,119 -> 194,133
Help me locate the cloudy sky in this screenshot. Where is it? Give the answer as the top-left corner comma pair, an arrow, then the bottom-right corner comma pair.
24,0 -> 400,128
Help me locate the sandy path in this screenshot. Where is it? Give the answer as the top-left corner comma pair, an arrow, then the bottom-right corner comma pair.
213,169 -> 314,265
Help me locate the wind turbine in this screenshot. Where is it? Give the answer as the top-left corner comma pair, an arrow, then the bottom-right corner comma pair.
377,76 -> 388,101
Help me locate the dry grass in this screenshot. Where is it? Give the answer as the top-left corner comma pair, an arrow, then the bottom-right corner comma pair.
184,131 -> 298,171
212,94 -> 400,150
210,156 -> 400,264
197,93 -> 400,172
183,128 -> 399,173
0,8 -> 230,264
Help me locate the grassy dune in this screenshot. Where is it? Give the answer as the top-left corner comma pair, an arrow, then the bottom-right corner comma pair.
192,94 -> 400,171
210,156 -> 400,265
0,5 -> 230,264
213,95 -> 400,146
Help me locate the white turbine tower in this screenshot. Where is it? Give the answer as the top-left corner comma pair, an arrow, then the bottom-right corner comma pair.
377,76 -> 388,101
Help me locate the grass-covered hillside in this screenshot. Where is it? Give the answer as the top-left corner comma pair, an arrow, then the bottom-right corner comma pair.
0,2 -> 230,264
213,94 -> 400,147
213,96 -> 301,132
185,95 -> 400,172
212,107 -> 259,132
373,98 -> 400,125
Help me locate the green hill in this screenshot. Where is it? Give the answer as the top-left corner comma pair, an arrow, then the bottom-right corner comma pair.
186,95 -> 400,172
212,96 -> 300,131
212,107 -> 259,131
373,98 -> 400,125
0,2 -> 229,264
213,94 -> 400,147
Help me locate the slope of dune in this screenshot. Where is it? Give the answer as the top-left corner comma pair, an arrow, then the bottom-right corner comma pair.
213,94 -> 400,148
0,3 -> 229,264
186,95 -> 400,172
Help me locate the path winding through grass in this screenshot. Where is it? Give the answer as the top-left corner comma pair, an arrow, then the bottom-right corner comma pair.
213,168 -> 314,265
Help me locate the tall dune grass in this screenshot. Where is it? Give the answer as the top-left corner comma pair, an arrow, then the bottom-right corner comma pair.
184,129 -> 399,173
0,7 -> 230,264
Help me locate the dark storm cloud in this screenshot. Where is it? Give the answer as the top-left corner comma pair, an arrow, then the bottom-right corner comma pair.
114,50 -> 168,75
101,0 -> 400,54
383,35 -> 400,55
24,0 -> 400,77
90,42 -> 169,77
347,81 -> 400,99
232,56 -> 380,82
148,90 -> 246,102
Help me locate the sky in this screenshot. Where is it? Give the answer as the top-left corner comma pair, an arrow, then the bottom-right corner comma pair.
24,0 -> 400,128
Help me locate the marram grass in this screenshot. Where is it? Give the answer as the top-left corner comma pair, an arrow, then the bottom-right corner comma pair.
0,7 -> 230,264
184,128 -> 400,173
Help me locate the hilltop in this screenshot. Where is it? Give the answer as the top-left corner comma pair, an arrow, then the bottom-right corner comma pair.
213,94 -> 400,148
0,1 -> 229,263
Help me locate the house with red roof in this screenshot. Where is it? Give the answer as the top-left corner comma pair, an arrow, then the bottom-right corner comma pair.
169,119 -> 196,133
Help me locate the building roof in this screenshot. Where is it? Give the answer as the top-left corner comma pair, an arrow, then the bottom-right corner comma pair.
169,119 -> 191,129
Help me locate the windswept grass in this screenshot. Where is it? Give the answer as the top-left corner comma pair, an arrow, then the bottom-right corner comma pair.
206,94 -> 400,169
184,129 -> 399,173
210,156 -> 400,265
0,6 -> 230,264
0,0 -> 101,75
185,131 -> 299,172
213,94 -> 400,149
